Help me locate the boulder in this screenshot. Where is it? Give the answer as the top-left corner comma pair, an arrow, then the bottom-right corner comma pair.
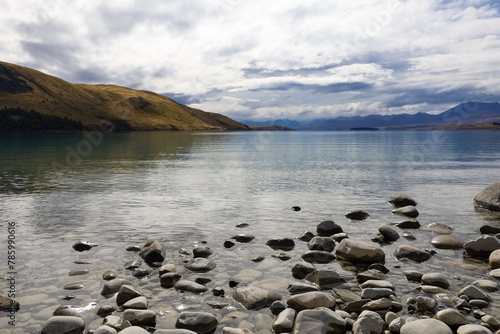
336,239 -> 385,264
392,205 -> 419,218
394,245 -> 432,263
175,312 -> 218,334
389,193 -> 418,208
293,307 -> 346,334
464,235 -> 500,258
307,236 -> 336,252
41,316 -> 85,334
286,291 -> 337,311
400,319 -> 452,334
139,240 -> 166,263
351,310 -> 385,334
345,209 -> 370,220
233,285 -> 282,310
474,182 -> 500,211
317,220 -> 343,236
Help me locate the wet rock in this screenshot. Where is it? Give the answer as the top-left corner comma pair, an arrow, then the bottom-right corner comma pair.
402,231 -> 416,240
72,241 -> 97,252
233,285 -> 282,310
470,299 -> 489,308
389,193 -> 418,208
193,246 -> 212,258
287,282 -> 320,295
352,310 -> 385,334
286,291 -> 336,311
297,231 -> 315,242
408,296 -> 436,312
332,288 -> 362,303
195,277 -> 211,285
305,270 -> 346,289
378,224 -> 400,241
345,209 -> 370,220
64,282 -> 84,290
184,258 -> 217,272
97,305 -> 116,317
41,316 -> 85,334
122,309 -> 156,326
480,225 -> 500,235
389,317 -> 406,333
392,205 -> 419,218
420,285 -> 447,294
271,308 -> 295,333
174,280 -> 209,293
436,308 -> 469,327
291,261 -> 316,279
341,299 -> 370,313
431,235 -> 465,249
307,236 -> 336,252
332,232 -> 349,242
356,269 -> 388,282
160,273 -> 182,288
490,268 -> 500,279
301,250 -> 336,263
292,206 -> 301,211
464,235 -> 500,258
457,324 -> 493,334
481,315 -> 500,330
421,273 -> 450,289
361,288 -> 395,300
124,260 -> 142,270
101,278 -> 133,296
231,234 -> 255,243
270,300 -> 287,315
422,223 -> 453,234
53,305 -> 79,316
132,268 -> 152,278
474,182 -> 500,211
266,238 -> 295,251
272,253 -> 291,261
122,296 -> 148,310
119,327 -> 150,334
317,220 -> 343,236
294,307 -> 346,334
361,298 -> 393,311
400,318 -> 452,334
360,280 -> 394,290
139,240 -> 166,264
403,270 -> 424,282
473,280 -> 499,292
369,263 -> 390,274
94,325 -> 118,334
251,255 -> 265,262
221,329 -> 248,334
223,240 -> 236,248
68,269 -> 90,276
159,263 -> 181,275
396,219 -> 421,229
458,285 -> 491,302
336,239 -> 385,264
394,245 -> 432,262
102,270 -> 118,281
116,285 -> 144,306
176,312 -> 218,334
489,249 -> 500,269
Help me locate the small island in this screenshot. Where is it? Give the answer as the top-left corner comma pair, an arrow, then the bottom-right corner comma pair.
349,127 -> 378,131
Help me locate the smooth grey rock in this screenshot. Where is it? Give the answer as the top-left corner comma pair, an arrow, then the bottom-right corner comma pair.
291,262 -> 316,279
480,225 -> 500,235
474,182 -> 500,211
233,285 -> 282,310
378,224 -> 400,241
154,330 -> 198,334
392,205 -> 419,218
119,326 -> 151,334
298,231 -> 315,242
293,307 -> 346,334
301,250 -> 336,263
490,249 -> 500,269
184,258 -> 217,272
97,305 -> 116,317
352,310 -> 385,334
458,285 -> 492,301
422,223 -> 453,234
436,308 -> 469,327
336,239 -> 385,264
401,319 -> 452,334
231,234 -> 255,243
361,288 -> 395,300
305,270 -> 346,289
266,238 -> 295,251
94,325 -> 118,334
394,245 -> 432,262
286,291 -> 337,311
139,240 -> 166,263
174,280 -> 209,293
360,298 -> 393,311
421,273 -> 450,289
124,260 -> 142,270
122,296 -> 148,310
345,209 -> 370,220
473,279 -> 499,292
360,280 -> 394,290
132,268 -> 152,278
356,269 -> 388,282
341,299 -> 370,313
102,270 -> 118,280
193,246 -> 212,258
287,282 -> 320,295
396,219 -> 421,229
159,263 -> 181,275
307,236 -> 336,252
72,241 -> 96,252
457,324 -> 492,334
101,278 -> 133,296
122,309 -> 156,326
41,316 -> 85,334
270,300 -> 287,315
332,232 -> 349,242
389,317 -> 405,333
389,193 -> 417,208
317,220 -> 343,236
116,285 -> 143,306
431,234 -> 465,249
272,308 -> 296,333
403,270 -> 423,282
464,235 -> 500,258
481,315 -> 500,330
160,273 -> 182,288
176,312 -> 218,334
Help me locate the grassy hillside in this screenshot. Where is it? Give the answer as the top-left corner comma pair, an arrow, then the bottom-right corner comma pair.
0,61 -> 249,131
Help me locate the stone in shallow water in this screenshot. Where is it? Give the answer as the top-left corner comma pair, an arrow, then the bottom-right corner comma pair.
307,236 -> 336,252
122,296 -> 148,310
231,234 -> 255,243
421,273 -> 450,289
422,223 -> 453,234
474,182 -> 500,211
389,193 -> 418,208
233,285 -> 282,310
287,282 -> 319,295
176,312 -> 218,334
124,260 -> 142,270
119,327 -> 150,334
174,280 -> 209,293
378,224 -> 400,241
272,307 -> 296,333
297,231 -> 315,242
431,235 -> 465,249
102,270 -> 118,280
94,325 -> 118,334
122,309 -> 156,326
464,235 -> 500,258
266,238 -> 295,251
457,324 -> 493,334
160,273 -> 182,288
72,241 -> 97,252
317,220 -> 343,236
193,246 -> 213,258
335,239 -> 385,264
305,270 -> 346,289
458,285 -> 491,302
473,279 -> 499,292
68,269 -> 90,276
400,318 -> 452,334
480,225 -> 500,235
63,282 -> 85,290
139,240 -> 166,264
116,285 -> 144,306
184,258 -> 216,272
489,249 -> 500,269
345,209 -> 370,220
286,291 -> 337,311
396,219 -> 421,229
436,308 -> 469,327
360,279 -> 394,290
352,310 -> 385,334
41,316 -> 85,334
301,250 -> 336,264
403,269 -> 423,282
291,262 -> 316,279
293,307 -> 346,334
394,245 -> 432,263
392,205 -> 419,218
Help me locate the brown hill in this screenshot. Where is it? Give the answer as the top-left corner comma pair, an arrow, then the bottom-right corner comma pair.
0,61 -> 249,131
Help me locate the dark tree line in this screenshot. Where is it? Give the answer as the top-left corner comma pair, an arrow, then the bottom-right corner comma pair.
0,107 -> 83,132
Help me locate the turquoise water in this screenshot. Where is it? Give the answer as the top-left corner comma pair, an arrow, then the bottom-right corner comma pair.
1,130 -> 500,331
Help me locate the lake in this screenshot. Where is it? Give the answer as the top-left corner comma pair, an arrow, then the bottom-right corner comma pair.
1,130 -> 500,332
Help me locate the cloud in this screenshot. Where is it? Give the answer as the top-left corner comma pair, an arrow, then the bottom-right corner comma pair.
1,0 -> 499,121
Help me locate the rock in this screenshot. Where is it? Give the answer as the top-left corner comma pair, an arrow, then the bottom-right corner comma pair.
378,224 -> 400,241
317,220 -> 343,236
369,263 -> 390,274
63,282 -> 84,290
159,263 -> 181,275
458,285 -> 491,302
332,288 -> 362,303
356,269 -> 388,282
287,282 -> 320,295
389,317 -> 406,333
402,231 -> 416,240
97,305 -> 116,317
403,270 -> 424,282
291,262 -> 316,279
480,225 -> 500,235
361,288 -> 395,300
41,316 -> 85,334
102,270 -> 118,280
266,238 -> 295,251
335,239 -> 385,264
122,309 -> 156,326
116,285 -> 144,306
473,279 -> 499,292
345,209 -> 370,220
72,241 -> 96,252
94,325 -> 118,334
293,307 -> 346,334
361,298 -> 393,311
490,249 -> 500,269
305,270 -> 346,289
341,299 -> 370,313
457,324 -> 493,334
407,296 -> 436,312
360,280 -> 394,290
422,223 -> 453,234
174,280 -> 209,293
122,296 -> 148,310
436,308 -> 469,327
464,235 -> 500,258
351,310 -> 385,334
286,291 -> 337,310
474,182 -> 500,211
53,305 -> 79,316
68,269 -> 90,276
396,219 -> 421,229
272,308 -> 296,333
176,312 -> 218,334
233,285 -> 282,310
389,193 -> 418,208
124,260 -> 142,270
118,327 -> 150,334
400,318 -> 452,334
184,258 -> 217,272
301,250 -> 336,263
490,268 -> 500,279
420,285 -> 447,294
221,328 -> 247,334
132,268 -> 152,278
270,300 -> 287,315
292,206 -> 301,211
470,299 -> 489,308
223,240 -> 236,248
231,234 -> 255,243
421,273 -> 450,289
139,240 -> 166,264
332,232 -> 349,242
160,273 -> 182,288
307,236 -> 336,252
431,235 -> 465,249
481,315 -> 500,330
392,205 -> 419,218
394,245 -> 432,262
193,246 -> 212,258
298,231 -> 315,242
100,278 -> 133,296
0,295 -> 19,312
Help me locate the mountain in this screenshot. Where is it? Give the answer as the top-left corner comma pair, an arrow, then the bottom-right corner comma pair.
240,118 -> 301,129
0,61 -> 249,131
299,102 -> 500,130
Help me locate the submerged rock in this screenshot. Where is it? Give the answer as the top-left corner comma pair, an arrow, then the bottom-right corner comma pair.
266,238 -> 295,251
41,316 -> 85,334
345,209 -> 370,220
431,235 -> 465,249
305,270 -> 346,289
286,291 -> 337,311
474,182 -> 500,211
307,236 -> 336,252
394,245 -> 432,263
293,307 -> 346,334
233,285 -> 282,310
184,258 -> 217,272
139,240 -> 166,264
336,239 -> 385,264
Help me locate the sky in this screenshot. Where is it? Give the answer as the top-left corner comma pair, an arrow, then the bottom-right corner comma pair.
2,0 -> 500,122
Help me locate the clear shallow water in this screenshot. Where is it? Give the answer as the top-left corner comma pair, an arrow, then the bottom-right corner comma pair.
1,130 -> 500,332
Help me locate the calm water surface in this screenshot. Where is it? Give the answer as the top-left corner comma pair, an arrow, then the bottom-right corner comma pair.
1,130 -> 500,332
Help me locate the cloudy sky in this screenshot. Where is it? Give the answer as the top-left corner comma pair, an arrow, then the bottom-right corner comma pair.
2,0 -> 500,122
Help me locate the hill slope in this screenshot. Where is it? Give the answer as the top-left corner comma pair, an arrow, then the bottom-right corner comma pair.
0,61 -> 249,131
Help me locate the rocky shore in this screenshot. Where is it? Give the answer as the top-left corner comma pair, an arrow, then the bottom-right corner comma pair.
3,184 -> 500,334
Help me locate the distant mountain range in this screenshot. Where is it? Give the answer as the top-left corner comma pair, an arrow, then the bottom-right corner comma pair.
240,118 -> 301,129
0,61 -> 249,131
